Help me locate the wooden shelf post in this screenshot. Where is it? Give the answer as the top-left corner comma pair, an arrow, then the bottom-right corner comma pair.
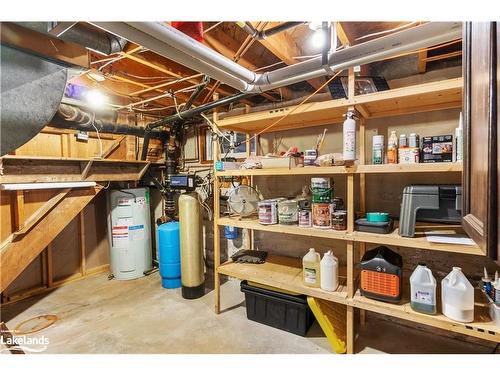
213,94 -> 221,314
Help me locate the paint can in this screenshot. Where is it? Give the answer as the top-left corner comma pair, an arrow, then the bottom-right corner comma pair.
312,203 -> 331,229
278,199 -> 298,225
258,199 -> 279,225
298,209 -> 312,227
311,177 -> 333,203
331,210 -> 347,230
331,197 -> 344,212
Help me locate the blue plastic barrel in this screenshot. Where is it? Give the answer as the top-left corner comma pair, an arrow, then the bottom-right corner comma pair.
157,221 -> 181,288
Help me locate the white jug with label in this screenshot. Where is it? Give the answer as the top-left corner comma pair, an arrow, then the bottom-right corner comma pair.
410,262 -> 437,315
441,267 -> 474,323
320,250 -> 339,292
303,248 -> 321,288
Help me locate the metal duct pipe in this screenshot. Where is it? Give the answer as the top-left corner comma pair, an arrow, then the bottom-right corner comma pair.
92,21 -> 461,94
256,22 -> 463,92
237,21 -> 305,40
1,45 -> 68,156
91,22 -> 253,91
51,104 -> 167,139
16,22 -> 127,55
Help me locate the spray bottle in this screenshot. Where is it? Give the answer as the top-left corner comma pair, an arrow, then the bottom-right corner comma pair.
343,111 -> 356,162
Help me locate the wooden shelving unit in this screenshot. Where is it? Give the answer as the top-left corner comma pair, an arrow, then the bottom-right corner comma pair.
212,76 -> 496,354
218,255 -> 348,304
215,78 -> 462,133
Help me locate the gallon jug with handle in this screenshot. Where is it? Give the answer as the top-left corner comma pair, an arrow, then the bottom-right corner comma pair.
303,248 -> 321,288
320,250 -> 339,291
441,267 -> 474,323
410,262 -> 437,315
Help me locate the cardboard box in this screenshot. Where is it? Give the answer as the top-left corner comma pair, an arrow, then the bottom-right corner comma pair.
421,135 -> 453,163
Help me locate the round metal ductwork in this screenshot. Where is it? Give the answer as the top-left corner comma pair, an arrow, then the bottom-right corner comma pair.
0,45 -> 68,156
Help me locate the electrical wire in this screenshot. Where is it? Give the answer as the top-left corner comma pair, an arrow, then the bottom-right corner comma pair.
90,112 -> 103,159
355,22 -> 419,41
243,69 -> 344,145
204,21 -> 223,34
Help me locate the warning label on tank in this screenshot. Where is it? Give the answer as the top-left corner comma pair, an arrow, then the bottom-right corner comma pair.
129,224 -> 145,241
112,225 -> 129,247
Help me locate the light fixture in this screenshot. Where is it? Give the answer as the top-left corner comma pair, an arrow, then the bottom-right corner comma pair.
308,21 -> 323,31
311,29 -> 326,49
83,89 -> 107,109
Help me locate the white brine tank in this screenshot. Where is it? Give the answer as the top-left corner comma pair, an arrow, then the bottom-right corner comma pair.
107,188 -> 152,280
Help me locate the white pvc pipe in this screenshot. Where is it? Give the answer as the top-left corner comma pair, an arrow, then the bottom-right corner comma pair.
91,21 -> 462,95
0,181 -> 97,190
91,22 -> 251,92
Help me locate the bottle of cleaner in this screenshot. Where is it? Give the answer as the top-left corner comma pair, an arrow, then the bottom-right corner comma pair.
372,135 -> 384,165
303,248 -> 321,288
441,267 -> 474,323
387,131 -> 398,164
409,262 -> 437,315
343,111 -> 356,162
320,250 -> 339,291
455,112 -> 463,162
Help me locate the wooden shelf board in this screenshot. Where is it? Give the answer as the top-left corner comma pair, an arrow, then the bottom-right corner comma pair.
217,254 -> 348,303
0,156 -> 151,183
216,166 -> 354,177
216,163 -> 462,177
217,217 -> 483,255
356,162 -> 463,174
216,78 -> 463,133
351,290 -> 500,343
218,217 -> 350,241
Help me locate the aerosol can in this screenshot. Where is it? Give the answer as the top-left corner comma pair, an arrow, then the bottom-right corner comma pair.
343,111 -> 357,162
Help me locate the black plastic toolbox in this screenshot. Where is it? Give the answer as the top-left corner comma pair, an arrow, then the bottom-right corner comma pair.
240,281 -> 315,336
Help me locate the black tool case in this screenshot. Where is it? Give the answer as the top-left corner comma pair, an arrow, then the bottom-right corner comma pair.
240,281 -> 315,336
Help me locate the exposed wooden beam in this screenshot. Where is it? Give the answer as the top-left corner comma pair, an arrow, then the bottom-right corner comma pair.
0,23 -> 89,67
0,186 -> 101,292
336,22 -> 351,47
250,22 -> 326,93
418,50 -> 428,73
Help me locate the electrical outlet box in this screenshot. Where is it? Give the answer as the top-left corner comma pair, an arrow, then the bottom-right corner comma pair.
76,131 -> 89,142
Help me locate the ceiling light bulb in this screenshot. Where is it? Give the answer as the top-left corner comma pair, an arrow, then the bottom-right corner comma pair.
84,89 -> 107,109
311,30 -> 326,49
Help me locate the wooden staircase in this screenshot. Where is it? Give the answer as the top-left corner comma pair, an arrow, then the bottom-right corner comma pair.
0,186 -> 102,292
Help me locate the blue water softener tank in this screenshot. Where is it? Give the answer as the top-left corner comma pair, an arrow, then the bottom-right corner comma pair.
157,221 -> 181,288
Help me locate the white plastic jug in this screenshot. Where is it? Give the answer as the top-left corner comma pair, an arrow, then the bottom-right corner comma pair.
441,267 -> 474,323
303,248 -> 321,288
410,263 -> 437,315
320,250 -> 339,292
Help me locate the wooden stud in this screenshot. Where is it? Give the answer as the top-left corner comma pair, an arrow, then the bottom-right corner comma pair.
418,49 -> 428,73
79,211 -> 86,276
347,173 -> 354,232
212,94 -> 221,314
348,67 -> 355,101
12,190 -> 25,231
346,305 -> 355,354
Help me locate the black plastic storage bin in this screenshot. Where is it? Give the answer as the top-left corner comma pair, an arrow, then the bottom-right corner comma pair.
240,281 -> 315,336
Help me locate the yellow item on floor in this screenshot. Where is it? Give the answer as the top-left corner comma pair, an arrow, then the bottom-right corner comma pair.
307,296 -> 347,354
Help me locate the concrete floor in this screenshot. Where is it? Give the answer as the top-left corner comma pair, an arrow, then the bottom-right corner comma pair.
1,272 -> 498,354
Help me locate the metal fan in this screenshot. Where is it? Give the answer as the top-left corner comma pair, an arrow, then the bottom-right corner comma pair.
227,185 -> 261,217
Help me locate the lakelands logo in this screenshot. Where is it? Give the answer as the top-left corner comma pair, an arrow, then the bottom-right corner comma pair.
0,334 -> 49,353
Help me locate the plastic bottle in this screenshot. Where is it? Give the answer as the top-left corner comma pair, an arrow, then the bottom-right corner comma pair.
387,131 -> 398,164
441,267 -> 474,323
303,248 -> 321,288
320,250 -> 339,291
409,262 -> 437,315
372,135 -> 384,165
455,112 -> 463,162
343,111 -> 356,161
482,267 -> 493,297
494,271 -> 500,304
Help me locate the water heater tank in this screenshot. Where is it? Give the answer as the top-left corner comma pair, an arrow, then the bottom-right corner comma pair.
107,188 -> 152,280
